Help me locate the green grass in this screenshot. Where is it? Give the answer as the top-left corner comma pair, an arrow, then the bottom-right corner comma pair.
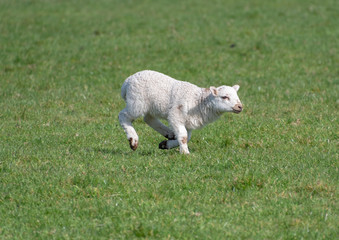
0,0 -> 338,239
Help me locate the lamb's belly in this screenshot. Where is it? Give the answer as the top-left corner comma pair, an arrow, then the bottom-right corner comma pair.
148,104 -> 169,119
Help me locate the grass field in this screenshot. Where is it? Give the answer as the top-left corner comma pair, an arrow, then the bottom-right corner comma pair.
0,0 -> 338,239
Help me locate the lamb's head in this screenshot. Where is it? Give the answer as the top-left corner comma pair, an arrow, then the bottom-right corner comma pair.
209,85 -> 243,114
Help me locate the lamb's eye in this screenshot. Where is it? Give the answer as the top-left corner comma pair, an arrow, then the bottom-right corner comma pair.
221,96 -> 230,100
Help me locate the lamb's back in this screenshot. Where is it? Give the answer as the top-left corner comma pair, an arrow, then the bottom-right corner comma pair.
122,70 -> 201,118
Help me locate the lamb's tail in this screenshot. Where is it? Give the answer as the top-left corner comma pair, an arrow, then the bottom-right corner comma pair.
121,79 -> 128,101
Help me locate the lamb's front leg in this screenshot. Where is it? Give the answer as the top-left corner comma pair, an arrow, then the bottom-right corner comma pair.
160,108 -> 191,154
175,125 -> 189,154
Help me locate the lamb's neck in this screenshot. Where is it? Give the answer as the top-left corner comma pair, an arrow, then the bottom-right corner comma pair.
198,89 -> 222,124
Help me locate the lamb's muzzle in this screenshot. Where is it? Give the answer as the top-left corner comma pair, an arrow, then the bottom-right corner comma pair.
232,103 -> 243,113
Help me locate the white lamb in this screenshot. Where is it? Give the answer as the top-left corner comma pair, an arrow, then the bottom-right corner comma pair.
119,70 -> 243,154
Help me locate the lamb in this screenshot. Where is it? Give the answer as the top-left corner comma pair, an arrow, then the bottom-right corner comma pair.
118,70 -> 243,154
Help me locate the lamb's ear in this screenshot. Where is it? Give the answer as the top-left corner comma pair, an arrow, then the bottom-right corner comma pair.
233,85 -> 240,92
210,86 -> 218,96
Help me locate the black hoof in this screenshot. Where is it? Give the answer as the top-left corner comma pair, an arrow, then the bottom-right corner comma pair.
159,140 -> 168,149
129,138 -> 138,151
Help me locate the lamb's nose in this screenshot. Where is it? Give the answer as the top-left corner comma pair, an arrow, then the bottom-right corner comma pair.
232,103 -> 243,113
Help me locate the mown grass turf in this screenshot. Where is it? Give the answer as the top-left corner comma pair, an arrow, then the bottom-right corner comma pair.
0,0 -> 338,239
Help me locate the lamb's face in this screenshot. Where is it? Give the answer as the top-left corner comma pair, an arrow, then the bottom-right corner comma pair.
210,85 -> 243,113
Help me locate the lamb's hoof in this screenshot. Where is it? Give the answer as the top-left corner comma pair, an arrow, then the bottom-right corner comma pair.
180,146 -> 190,154
159,140 -> 168,149
129,138 -> 138,151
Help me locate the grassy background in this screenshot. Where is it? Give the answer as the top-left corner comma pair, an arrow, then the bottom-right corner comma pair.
0,0 -> 338,239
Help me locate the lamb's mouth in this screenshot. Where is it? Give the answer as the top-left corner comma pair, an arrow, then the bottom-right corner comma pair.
232,109 -> 242,114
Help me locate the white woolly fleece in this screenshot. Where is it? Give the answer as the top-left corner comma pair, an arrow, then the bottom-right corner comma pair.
119,70 -> 242,154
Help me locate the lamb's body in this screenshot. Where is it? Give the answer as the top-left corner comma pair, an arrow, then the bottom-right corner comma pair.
119,70 -> 243,154
121,70 -> 218,130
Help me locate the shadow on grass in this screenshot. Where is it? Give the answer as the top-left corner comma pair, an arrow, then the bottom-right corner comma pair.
93,147 -> 155,156
94,147 -> 125,155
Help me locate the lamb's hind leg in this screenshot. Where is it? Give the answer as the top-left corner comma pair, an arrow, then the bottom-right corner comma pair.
144,114 -> 175,140
159,130 -> 192,153
119,108 -> 139,151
